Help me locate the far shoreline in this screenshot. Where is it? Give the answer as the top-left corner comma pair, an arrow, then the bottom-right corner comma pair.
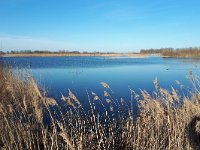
0,53 -> 150,58
1,52 -> 200,58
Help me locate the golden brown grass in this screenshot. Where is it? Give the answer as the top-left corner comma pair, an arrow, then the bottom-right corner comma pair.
1,63 -> 200,149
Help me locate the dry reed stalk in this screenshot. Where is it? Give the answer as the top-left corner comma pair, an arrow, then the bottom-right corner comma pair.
154,77 -> 159,90
57,122 -> 75,150
68,89 -> 81,107
0,104 -> 3,114
44,97 -> 58,106
100,82 -> 110,89
104,91 -> 109,97
94,95 -> 99,101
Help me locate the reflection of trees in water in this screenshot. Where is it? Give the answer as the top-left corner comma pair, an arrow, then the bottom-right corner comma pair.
164,57 -> 200,63
163,58 -> 200,70
179,58 -> 200,66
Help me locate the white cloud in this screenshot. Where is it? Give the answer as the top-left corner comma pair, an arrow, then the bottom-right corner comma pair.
0,34 -> 135,52
0,33 -> 142,52
0,34 -> 74,51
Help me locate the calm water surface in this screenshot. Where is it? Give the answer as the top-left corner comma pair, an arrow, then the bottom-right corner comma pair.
1,56 -> 200,109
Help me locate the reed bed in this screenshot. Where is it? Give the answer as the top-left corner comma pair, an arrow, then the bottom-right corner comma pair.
0,63 -> 200,149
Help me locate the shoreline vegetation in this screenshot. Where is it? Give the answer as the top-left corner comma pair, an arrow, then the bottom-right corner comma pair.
0,47 -> 200,58
0,52 -> 149,58
1,62 -> 200,149
140,47 -> 200,58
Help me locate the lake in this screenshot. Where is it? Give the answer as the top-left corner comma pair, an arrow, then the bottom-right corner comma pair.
1,56 -> 200,111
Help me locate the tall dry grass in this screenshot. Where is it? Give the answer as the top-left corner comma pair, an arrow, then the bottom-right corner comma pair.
1,63 -> 200,149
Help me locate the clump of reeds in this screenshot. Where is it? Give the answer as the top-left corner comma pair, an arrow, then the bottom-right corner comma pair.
1,62 -> 200,149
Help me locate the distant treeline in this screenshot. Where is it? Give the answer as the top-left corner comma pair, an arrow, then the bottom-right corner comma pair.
0,51 -> 5,54
140,47 -> 200,57
1,50 -> 119,54
140,48 -> 173,54
1,48 -> 200,57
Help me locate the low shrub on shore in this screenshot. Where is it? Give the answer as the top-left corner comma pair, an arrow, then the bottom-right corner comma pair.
1,63 -> 200,149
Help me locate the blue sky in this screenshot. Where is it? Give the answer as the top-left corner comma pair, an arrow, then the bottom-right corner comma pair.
0,0 -> 200,52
